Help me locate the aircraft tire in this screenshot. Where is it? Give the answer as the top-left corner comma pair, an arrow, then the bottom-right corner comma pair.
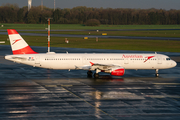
94,73 -> 99,78
87,71 -> 93,77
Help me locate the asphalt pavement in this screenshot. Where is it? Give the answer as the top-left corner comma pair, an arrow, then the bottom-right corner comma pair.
0,45 -> 180,120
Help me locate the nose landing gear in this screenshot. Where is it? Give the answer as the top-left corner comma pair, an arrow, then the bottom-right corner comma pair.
155,69 -> 159,77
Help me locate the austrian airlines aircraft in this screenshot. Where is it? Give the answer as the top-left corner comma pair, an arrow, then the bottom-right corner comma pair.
5,29 -> 177,78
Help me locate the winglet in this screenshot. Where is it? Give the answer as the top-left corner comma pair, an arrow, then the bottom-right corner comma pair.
90,62 -> 94,66
7,29 -> 38,54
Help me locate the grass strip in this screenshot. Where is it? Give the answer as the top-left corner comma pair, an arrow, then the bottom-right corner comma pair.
1,35 -> 179,52
18,30 -> 180,38
0,24 -> 180,30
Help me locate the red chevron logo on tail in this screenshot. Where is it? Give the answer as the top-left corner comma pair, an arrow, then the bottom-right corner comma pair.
12,39 -> 21,45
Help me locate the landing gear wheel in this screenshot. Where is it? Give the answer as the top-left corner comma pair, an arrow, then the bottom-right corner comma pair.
155,69 -> 159,77
87,70 -> 93,77
156,74 -> 159,77
94,73 -> 99,78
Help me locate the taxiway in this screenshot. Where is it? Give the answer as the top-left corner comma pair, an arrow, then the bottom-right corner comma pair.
0,45 -> 180,120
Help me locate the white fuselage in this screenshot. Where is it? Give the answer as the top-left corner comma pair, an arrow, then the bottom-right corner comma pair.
5,52 -> 177,70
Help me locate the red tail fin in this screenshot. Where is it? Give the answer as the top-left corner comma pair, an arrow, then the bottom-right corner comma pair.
7,29 -> 38,54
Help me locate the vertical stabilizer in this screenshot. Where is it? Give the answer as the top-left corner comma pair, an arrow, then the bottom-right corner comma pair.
7,29 -> 37,54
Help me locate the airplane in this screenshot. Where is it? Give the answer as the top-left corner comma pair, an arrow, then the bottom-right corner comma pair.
5,29 -> 177,78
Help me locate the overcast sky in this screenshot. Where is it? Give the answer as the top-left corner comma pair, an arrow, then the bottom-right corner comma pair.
0,0 -> 180,10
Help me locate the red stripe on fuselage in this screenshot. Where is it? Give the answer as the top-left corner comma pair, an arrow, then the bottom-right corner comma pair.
13,46 -> 38,54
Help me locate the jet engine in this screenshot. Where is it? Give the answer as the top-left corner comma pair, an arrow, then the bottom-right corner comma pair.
110,67 -> 125,76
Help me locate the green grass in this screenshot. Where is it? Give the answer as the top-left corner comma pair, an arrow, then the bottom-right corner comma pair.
19,30 -> 180,38
21,36 -> 180,52
0,24 -> 180,30
1,35 -> 179,52
1,24 -> 179,52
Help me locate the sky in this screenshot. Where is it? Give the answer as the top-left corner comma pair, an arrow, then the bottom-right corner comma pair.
0,0 -> 180,10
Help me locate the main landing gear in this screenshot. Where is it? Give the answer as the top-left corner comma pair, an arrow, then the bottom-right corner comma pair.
94,73 -> 99,78
87,70 -> 93,77
155,69 -> 159,77
87,69 -> 100,78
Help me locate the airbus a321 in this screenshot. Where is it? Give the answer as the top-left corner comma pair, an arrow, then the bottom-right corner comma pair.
5,29 -> 177,78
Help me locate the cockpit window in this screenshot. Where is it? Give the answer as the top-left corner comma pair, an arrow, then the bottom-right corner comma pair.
166,58 -> 171,60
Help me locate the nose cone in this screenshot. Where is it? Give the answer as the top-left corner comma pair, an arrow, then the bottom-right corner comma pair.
172,60 -> 177,67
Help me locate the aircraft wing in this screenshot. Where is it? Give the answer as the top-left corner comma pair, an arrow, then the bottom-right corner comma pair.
75,63 -> 121,71
88,62 -> 125,76
76,62 -> 125,76
89,63 -> 121,71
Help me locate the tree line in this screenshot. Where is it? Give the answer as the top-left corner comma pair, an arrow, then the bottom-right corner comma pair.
0,4 -> 180,25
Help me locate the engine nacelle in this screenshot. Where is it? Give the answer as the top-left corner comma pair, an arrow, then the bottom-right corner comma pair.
111,68 -> 125,76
